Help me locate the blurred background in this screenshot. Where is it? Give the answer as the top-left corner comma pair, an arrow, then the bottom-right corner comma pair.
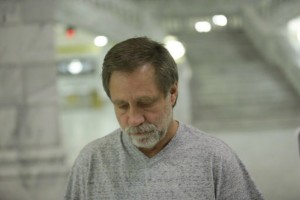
0,0 -> 300,199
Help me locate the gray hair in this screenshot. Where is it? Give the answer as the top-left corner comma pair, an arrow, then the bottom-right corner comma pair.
102,37 -> 178,99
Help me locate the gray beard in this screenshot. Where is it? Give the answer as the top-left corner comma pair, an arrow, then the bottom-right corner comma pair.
124,122 -> 167,149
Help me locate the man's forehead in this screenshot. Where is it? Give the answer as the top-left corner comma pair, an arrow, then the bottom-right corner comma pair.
112,63 -> 155,74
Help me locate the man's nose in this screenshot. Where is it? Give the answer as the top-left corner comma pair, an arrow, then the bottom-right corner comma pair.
128,108 -> 145,127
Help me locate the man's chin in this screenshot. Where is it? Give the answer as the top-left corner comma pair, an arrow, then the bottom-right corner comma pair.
129,132 -> 145,137
131,137 -> 158,149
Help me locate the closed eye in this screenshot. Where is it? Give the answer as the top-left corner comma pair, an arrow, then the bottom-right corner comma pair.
137,97 -> 158,108
138,101 -> 153,108
112,99 -> 129,110
118,103 -> 129,110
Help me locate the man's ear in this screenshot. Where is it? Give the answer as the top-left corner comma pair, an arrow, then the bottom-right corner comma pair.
170,82 -> 178,106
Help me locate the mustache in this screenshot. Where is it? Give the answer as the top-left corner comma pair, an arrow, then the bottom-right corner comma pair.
125,123 -> 157,135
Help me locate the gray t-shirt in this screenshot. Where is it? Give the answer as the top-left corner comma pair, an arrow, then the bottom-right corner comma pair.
65,122 -> 264,200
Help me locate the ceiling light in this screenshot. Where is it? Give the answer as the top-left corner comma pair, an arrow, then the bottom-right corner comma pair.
287,16 -> 300,44
164,36 -> 186,61
212,15 -> 228,26
68,60 -> 83,74
195,21 -> 211,33
94,36 -> 108,47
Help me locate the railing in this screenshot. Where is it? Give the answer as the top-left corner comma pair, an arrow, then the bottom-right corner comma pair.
242,1 -> 300,97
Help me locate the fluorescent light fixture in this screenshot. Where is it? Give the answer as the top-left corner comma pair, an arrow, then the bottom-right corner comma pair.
212,15 -> 228,26
287,16 -> 300,44
68,59 -> 83,74
94,36 -> 108,47
164,36 -> 186,61
195,21 -> 211,32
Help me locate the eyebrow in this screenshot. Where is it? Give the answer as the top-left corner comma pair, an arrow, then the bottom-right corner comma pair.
112,96 -> 159,105
112,99 -> 127,106
137,96 -> 158,103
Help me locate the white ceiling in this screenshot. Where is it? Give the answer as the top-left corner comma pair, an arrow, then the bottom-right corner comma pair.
54,0 -> 300,66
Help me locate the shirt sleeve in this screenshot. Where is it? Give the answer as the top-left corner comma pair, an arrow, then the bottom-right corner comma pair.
213,144 -> 264,200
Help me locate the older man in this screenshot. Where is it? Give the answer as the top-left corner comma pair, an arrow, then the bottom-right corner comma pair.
65,37 -> 264,200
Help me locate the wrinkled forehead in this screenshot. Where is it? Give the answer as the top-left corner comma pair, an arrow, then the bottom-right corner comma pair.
109,63 -> 166,95
109,65 -> 165,101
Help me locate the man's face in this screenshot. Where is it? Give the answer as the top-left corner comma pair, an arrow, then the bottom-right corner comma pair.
109,64 -> 177,149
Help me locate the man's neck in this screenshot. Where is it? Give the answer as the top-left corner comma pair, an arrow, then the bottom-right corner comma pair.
139,120 -> 179,158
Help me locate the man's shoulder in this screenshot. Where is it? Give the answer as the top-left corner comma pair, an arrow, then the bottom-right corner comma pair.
180,123 -> 225,144
86,128 -> 121,148
179,123 -> 233,154
75,129 -> 122,162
